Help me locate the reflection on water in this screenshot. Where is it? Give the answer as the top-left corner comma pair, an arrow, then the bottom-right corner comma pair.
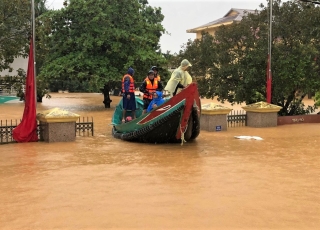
0,93 -> 319,229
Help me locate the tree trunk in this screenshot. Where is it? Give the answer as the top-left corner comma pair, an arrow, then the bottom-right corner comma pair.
37,95 -> 43,103
100,83 -> 112,108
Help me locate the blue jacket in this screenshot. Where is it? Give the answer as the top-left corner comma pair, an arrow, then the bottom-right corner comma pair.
147,91 -> 165,112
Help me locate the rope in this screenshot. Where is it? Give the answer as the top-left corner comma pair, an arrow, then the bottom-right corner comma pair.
180,123 -> 188,146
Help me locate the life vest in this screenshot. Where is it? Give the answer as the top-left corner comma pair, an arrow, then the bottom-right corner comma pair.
122,74 -> 135,93
156,75 -> 161,81
143,77 -> 159,99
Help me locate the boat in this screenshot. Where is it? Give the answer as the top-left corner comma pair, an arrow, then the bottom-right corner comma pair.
111,83 -> 201,144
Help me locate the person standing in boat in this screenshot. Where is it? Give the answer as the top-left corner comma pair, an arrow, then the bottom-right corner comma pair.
121,67 -> 136,123
164,59 -> 192,96
139,70 -> 164,114
151,66 -> 161,81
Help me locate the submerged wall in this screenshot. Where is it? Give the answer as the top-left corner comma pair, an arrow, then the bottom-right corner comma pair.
277,114 -> 320,126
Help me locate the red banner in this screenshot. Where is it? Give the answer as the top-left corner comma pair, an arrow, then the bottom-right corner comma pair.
13,38 -> 38,142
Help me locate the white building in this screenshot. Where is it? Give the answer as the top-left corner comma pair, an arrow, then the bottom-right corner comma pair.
0,56 -> 28,77
0,57 -> 28,93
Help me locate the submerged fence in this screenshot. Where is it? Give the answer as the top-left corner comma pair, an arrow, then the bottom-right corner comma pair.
1,110 -> 246,144
0,119 -> 22,144
227,110 -> 247,127
0,117 -> 94,145
76,117 -> 94,136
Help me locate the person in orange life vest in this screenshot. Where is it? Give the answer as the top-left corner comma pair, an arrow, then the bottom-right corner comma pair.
139,70 -> 164,114
151,66 -> 161,81
121,67 -> 136,123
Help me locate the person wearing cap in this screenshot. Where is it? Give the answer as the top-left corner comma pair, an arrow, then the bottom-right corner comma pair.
121,67 -> 136,123
164,59 -> 193,96
151,66 -> 161,81
139,70 -> 164,114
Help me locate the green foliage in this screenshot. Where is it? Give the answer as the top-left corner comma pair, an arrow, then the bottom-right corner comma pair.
34,0 -> 50,74
0,0 -> 49,72
0,0 -> 31,72
180,32 -> 217,80
37,0 -> 167,91
7,68 -> 51,102
47,79 -> 91,92
315,91 -> 320,106
179,0 -> 320,116
36,78 -> 51,102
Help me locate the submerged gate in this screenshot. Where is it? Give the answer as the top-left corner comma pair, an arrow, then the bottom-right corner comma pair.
227,110 -> 247,127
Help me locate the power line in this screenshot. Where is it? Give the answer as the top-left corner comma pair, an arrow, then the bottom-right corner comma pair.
299,0 -> 320,5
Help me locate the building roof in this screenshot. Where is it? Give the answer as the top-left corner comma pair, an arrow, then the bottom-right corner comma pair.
186,8 -> 257,33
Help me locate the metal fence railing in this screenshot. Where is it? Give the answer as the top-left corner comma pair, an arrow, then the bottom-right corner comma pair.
0,119 -> 21,144
76,117 -> 94,136
227,110 -> 247,127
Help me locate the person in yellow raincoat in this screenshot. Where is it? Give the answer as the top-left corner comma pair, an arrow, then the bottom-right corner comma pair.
164,59 -> 192,96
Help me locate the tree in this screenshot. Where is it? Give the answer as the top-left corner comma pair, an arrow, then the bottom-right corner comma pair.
177,32 -> 217,86
184,0 -> 320,115
9,68 -> 51,102
34,0 -> 50,74
37,0 -> 167,92
0,0 -> 49,72
0,0 -> 31,72
0,0 -> 53,102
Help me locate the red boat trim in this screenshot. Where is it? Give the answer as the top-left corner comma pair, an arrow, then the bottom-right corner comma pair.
175,85 -> 197,140
137,100 -> 186,125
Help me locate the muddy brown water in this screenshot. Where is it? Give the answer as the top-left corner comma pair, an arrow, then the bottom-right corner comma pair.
0,93 -> 319,230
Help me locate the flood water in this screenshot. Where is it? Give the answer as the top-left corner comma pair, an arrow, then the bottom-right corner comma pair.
0,93 -> 319,230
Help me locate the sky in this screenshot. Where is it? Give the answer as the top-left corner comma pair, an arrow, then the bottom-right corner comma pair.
45,0 -> 274,53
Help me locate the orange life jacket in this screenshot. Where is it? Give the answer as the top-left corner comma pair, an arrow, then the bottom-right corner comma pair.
156,75 -> 161,81
122,74 -> 135,93
143,77 -> 158,99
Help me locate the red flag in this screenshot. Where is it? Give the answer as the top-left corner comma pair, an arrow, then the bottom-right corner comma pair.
266,54 -> 272,103
13,38 -> 38,142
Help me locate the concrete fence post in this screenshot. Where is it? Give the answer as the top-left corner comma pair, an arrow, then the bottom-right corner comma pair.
200,103 -> 232,132
36,107 -> 80,143
242,101 -> 282,128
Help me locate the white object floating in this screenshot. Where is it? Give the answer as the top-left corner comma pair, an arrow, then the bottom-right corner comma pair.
234,136 -> 263,140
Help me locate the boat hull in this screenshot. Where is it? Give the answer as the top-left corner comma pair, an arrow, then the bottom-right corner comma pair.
112,83 -> 201,144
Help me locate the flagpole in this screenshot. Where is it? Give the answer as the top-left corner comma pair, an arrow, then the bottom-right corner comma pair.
267,0 -> 273,103
269,0 -> 272,82
31,0 -> 37,106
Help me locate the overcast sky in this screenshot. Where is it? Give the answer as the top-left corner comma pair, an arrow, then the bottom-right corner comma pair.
45,0 -> 276,53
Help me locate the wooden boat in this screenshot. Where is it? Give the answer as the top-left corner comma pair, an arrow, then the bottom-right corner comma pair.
111,83 -> 201,144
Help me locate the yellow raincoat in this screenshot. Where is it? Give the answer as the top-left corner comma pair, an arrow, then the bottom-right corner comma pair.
164,59 -> 192,96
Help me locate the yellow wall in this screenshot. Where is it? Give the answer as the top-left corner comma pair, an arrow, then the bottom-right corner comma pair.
194,22 -> 233,39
